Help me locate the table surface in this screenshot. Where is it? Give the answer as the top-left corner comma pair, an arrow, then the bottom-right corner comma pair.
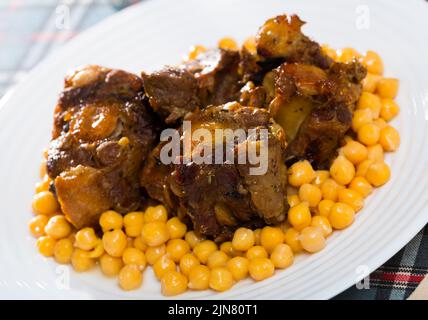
1,0 -> 427,300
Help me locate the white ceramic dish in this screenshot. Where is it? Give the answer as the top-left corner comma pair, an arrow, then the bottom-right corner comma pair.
1,0 -> 428,299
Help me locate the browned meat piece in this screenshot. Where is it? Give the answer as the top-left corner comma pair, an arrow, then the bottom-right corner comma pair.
142,48 -> 241,124
47,65 -> 159,228
271,61 -> 366,168
239,81 -> 267,108
256,14 -> 333,69
168,103 -> 288,241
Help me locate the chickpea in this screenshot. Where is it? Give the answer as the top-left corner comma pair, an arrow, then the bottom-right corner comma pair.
37,235 -> 56,257
99,210 -> 123,232
207,251 -> 230,269
133,236 -> 148,252
270,244 -> 294,269
311,216 -> 333,237
246,246 -> 268,260
153,255 -> 176,279
357,92 -> 382,118
358,123 -> 381,146
141,221 -> 169,247
338,47 -> 361,63
166,239 -> 190,262
123,211 -> 144,237
184,231 -> 205,249
232,228 -> 255,251
102,229 -> 127,257
288,203 -> 311,231
145,244 -> 166,265
75,227 -> 98,251
298,184 -> 322,207
260,226 -> 284,253
100,254 -> 123,277
362,73 -> 381,93
44,215 -> 72,239
29,214 -> 49,238
356,159 -> 374,177
380,98 -> 400,121
209,267 -> 234,292
53,238 -> 73,264
365,161 -> 391,187
218,37 -> 238,50
284,228 -> 303,253
188,265 -> 210,290
338,188 -> 364,212
377,78 -> 399,99
312,170 -> 330,186
300,226 -> 326,253
166,217 -> 187,239
118,264 -> 142,291
328,203 -> 355,230
352,109 -> 373,132
317,199 -> 334,217
379,125 -> 400,152
248,258 -> 275,281
288,160 -> 316,187
330,155 -> 355,185
362,50 -> 384,75
179,253 -> 200,276
144,205 -> 168,223
32,191 -> 59,216
349,176 -> 373,198
71,248 -> 95,272
193,240 -> 217,264
321,178 -> 341,201
122,248 -> 146,270
161,271 -> 188,296
367,144 -> 384,162
342,140 -> 368,165
184,45 -> 206,62
227,257 -> 249,281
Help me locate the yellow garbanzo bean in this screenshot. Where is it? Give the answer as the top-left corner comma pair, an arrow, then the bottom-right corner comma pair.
338,188 -> 364,212
270,244 -> 294,269
342,140 -> 368,165
145,244 -> 166,265
358,123 -> 381,146
299,226 -> 326,253
141,221 -> 169,247
184,45 -> 206,62
254,229 -> 262,246
288,203 -> 311,231
356,159 -> 374,177
179,253 -> 200,276
246,246 -> 268,260
299,184 -> 322,207
287,195 -> 300,207
367,144 -> 384,162
330,155 -> 355,185
362,50 -> 384,75
37,235 -> 56,257
320,178 -> 341,201
338,47 -> 361,63
193,240 -> 217,264
260,226 -> 284,253
75,227 -> 98,251
166,239 -> 190,262
357,92 -> 382,118
32,191 -> 59,216
352,108 -> 373,132
144,205 -> 168,223
365,161 -> 391,187
118,264 -> 142,291
328,203 -> 355,230
373,118 -> 387,130
100,253 -> 123,277
377,78 -> 399,99
283,228 -> 303,253
29,214 -> 49,238
102,229 -> 127,257
99,210 -> 123,232
133,236 -> 147,252
243,36 -> 256,53
349,176 -> 373,198
288,160 -> 316,187
123,211 -> 144,237
166,217 -> 187,239
321,44 -> 338,60
53,238 -> 73,264
122,248 -> 146,270
35,176 -> 51,193
310,216 -> 333,237
312,170 -> 330,186
218,37 -> 238,51
232,227 -> 255,251
379,125 -> 400,152
362,73 -> 381,93
161,271 -> 188,296
317,199 -> 335,217
207,251 -> 230,269
71,248 -> 95,272
380,98 -> 400,121
248,258 -> 275,281
227,257 -> 249,281
44,215 -> 72,239
220,241 -> 234,256
209,267 -> 234,291
188,265 -> 210,290
184,231 -> 205,249
153,255 -> 176,279
40,159 -> 47,178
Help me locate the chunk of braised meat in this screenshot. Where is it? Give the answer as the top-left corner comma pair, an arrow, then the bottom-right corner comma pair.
47,65 -> 159,228
256,14 -> 333,69
142,48 -> 241,124
168,103 -> 288,242
270,61 -> 366,168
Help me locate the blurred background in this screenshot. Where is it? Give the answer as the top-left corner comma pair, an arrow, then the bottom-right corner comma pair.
0,0 -> 426,300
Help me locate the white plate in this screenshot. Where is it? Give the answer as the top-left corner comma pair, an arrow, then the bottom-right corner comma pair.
1,0 -> 428,300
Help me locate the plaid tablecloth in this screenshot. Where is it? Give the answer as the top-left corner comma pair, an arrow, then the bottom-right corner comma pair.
1,0 -> 427,300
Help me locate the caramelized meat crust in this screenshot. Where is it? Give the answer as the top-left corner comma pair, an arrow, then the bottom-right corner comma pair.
142,48 -> 241,124
47,65 -> 159,228
167,103 -> 288,241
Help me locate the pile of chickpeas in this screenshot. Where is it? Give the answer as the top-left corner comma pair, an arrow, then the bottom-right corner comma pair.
29,42 -> 400,296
